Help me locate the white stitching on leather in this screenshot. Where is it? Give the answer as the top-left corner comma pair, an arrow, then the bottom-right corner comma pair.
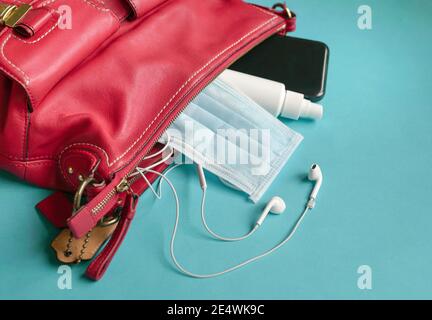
17,0 -> 113,44
2,0 -> 117,89
0,153 -> 56,160
59,143 -> 111,167
37,0 -> 57,7
60,149 -> 101,186
13,21 -> 59,44
58,142 -> 111,185
82,0 -> 110,12
1,34 -> 30,84
0,64 -> 28,93
37,0 -> 110,12
58,13 -> 282,171
11,160 -> 55,168
254,6 -> 277,18
0,62 -> 34,162
0,54 -> 35,104
108,15 -> 279,166
0,0 -> 121,166
54,7 -> 282,181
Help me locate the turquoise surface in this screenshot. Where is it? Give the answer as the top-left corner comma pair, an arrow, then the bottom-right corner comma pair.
1,0 -> 432,299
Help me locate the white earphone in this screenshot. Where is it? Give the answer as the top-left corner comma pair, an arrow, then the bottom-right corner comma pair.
256,196 -> 286,226
197,164 -> 288,241
135,152 -> 324,278
307,163 -> 323,209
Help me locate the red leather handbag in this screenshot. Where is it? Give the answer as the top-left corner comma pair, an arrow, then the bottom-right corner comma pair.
0,0 -> 295,280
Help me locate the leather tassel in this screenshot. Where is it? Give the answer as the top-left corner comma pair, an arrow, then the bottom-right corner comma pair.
86,193 -> 138,281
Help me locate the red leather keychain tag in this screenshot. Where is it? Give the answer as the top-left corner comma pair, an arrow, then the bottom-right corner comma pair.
36,192 -> 73,228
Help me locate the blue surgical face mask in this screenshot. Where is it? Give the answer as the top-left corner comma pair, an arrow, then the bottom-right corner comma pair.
160,78 -> 303,203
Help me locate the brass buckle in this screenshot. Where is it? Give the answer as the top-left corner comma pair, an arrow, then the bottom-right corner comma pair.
0,3 -> 32,28
73,176 -> 96,213
272,3 -> 293,19
73,175 -> 121,227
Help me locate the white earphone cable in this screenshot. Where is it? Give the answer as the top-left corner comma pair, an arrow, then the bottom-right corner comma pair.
130,150 -> 174,200
200,189 -> 259,242
141,159 -> 260,242
141,167 -> 311,278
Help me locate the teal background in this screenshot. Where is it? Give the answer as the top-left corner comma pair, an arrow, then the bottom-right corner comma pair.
1,0 -> 432,299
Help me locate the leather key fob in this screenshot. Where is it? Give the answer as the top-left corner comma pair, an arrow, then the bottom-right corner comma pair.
51,223 -> 118,264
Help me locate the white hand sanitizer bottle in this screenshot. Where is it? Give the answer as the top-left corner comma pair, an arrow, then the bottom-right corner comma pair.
219,69 -> 323,120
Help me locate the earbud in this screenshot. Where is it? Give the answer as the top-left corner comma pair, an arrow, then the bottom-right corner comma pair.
256,196 -> 286,226
307,164 -> 323,209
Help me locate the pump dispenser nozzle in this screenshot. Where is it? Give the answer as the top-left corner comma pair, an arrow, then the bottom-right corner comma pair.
282,90 -> 323,120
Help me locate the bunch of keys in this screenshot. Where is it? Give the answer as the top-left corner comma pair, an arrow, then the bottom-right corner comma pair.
51,174 -> 122,264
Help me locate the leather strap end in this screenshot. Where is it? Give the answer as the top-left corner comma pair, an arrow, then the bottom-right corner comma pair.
15,7 -> 58,38
86,193 -> 138,281
281,12 -> 296,34
36,192 -> 73,228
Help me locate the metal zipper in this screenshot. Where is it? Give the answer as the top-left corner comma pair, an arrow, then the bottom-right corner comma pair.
89,21 -> 286,218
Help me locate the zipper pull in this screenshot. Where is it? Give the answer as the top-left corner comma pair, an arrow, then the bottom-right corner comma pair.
116,178 -> 130,193
67,175 -> 131,239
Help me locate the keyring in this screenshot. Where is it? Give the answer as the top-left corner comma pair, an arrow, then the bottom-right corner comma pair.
99,211 -> 121,227
73,176 -> 96,213
272,2 -> 292,19
72,175 -> 121,227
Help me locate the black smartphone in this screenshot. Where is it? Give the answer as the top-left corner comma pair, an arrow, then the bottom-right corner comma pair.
230,35 -> 329,102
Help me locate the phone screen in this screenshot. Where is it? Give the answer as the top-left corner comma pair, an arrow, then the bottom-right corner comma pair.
230,35 -> 329,102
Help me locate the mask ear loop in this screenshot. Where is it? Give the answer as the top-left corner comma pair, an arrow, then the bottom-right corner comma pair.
130,145 -> 175,199
139,167 -> 311,279
142,131 -> 172,160
134,162 -> 182,200
129,132 -> 174,199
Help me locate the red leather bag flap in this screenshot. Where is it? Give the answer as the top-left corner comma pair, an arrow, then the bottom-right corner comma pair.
0,0 -> 121,109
